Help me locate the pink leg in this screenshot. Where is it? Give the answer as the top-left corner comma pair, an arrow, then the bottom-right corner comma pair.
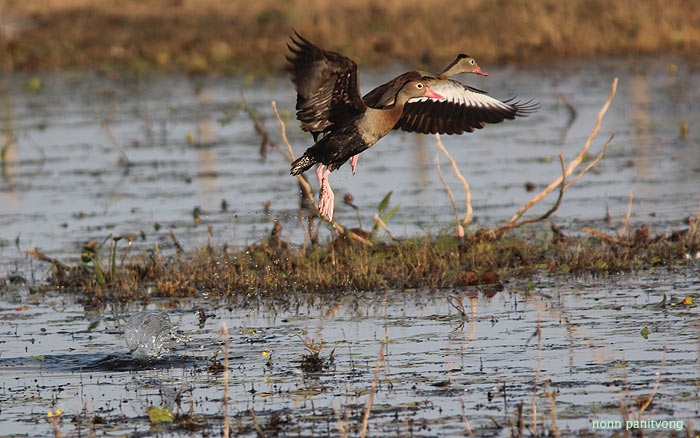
316,165 -> 335,221
349,154 -> 359,174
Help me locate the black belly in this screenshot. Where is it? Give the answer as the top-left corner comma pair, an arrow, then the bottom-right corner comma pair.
303,123 -> 371,172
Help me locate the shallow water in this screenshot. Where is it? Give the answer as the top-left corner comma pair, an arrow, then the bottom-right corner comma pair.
1,274 -> 698,436
1,57 -> 700,276
1,58 -> 700,436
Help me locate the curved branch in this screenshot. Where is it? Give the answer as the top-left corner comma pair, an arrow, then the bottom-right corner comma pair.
492,77 -> 618,236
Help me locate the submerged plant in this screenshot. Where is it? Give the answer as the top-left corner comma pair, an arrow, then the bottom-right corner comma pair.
296,334 -> 334,373
79,234 -> 131,286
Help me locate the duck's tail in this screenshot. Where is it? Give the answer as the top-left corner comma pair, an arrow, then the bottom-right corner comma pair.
290,154 -> 315,176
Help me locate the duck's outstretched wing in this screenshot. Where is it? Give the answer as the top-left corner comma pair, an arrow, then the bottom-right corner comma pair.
286,31 -> 366,140
396,79 -> 539,135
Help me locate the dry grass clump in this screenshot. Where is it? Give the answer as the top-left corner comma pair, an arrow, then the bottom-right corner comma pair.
0,0 -> 699,73
15,222 -> 698,302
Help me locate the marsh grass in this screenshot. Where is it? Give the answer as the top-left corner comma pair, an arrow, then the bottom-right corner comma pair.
1,0 -> 699,74
16,222 -> 698,301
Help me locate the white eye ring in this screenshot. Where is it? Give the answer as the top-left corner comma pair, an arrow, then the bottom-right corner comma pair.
416,83 -> 424,89
470,59 -> 475,65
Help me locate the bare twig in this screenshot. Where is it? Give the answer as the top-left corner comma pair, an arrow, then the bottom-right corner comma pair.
562,134 -> 613,191
494,77 -> 618,235
581,227 -> 631,246
24,249 -> 71,270
637,344 -> 666,416
545,376 -> 559,437
434,134 -> 472,225
373,214 -> 399,241
688,205 -> 700,244
435,154 -> 464,237
271,101 -> 314,208
219,322 -> 230,437
100,119 -> 130,167
169,230 -> 184,254
559,92 -> 578,142
492,153 -> 567,236
271,101 -> 372,246
26,133 -> 48,164
332,400 -> 351,438
619,191 -> 634,238
531,322 -> 542,437
360,331 -> 388,438
270,101 -> 294,162
240,95 -> 276,159
249,408 -> 264,436
459,398 -> 474,436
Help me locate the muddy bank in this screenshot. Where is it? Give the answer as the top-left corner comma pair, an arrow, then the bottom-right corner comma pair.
1,0 -> 699,74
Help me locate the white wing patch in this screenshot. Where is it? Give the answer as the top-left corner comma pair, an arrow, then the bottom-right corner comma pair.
408,79 -> 514,111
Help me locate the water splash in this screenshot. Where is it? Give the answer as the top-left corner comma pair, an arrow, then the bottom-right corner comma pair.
124,311 -> 176,360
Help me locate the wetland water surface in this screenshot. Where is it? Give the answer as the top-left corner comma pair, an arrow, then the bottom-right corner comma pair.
0,58 -> 700,436
1,276 -> 699,436
1,57 -> 700,272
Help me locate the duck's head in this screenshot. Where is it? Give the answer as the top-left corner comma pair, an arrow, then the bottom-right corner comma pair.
398,80 -> 444,102
441,54 -> 488,77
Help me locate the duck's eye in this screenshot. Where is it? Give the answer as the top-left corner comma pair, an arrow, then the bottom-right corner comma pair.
470,59 -> 475,65
416,83 -> 424,89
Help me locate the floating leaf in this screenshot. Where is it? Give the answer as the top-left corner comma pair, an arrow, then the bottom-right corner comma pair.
640,327 -> 649,339
47,408 -> 63,418
147,406 -> 174,424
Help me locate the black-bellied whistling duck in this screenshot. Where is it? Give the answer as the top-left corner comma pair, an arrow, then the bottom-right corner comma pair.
324,52 -> 488,174
286,32 -> 537,221
361,53 -> 537,135
290,78 -> 443,221
362,53 -> 488,109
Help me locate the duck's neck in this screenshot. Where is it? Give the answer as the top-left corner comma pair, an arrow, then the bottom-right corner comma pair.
357,104 -> 405,144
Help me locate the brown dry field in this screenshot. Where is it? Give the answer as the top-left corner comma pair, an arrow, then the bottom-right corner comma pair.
0,0 -> 698,75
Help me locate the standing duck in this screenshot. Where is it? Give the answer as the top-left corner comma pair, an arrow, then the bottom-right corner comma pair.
286,32 -> 537,221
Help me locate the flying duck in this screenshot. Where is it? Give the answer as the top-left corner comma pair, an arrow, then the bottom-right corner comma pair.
286,32 -> 537,221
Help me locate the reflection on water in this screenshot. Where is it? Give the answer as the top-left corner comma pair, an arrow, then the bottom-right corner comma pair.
0,58 -> 699,275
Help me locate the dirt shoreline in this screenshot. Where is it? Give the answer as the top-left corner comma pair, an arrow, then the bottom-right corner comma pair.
1,0 -> 699,75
